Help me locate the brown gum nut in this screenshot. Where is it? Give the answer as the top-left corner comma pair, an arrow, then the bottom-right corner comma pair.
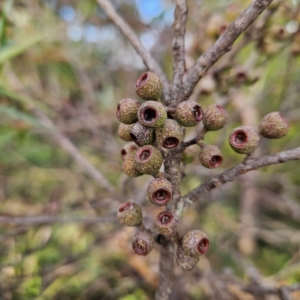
117,201 -> 143,227
203,104 -> 228,131
156,119 -> 184,149
229,126 -> 259,154
138,101 -> 167,128
116,98 -> 140,125
135,72 -> 163,100
155,211 -> 180,238
130,122 -> 155,147
182,230 -> 210,258
147,178 -> 173,206
134,145 -> 163,175
132,231 -> 155,256
198,145 -> 223,169
259,112 -> 289,139
175,101 -> 203,127
118,123 -> 134,141
122,151 -> 142,177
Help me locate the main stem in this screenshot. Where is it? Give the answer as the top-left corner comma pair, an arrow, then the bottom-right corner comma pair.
155,150 -> 182,299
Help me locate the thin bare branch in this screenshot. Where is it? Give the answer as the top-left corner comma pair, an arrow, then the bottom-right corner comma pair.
178,147 -> 300,211
96,0 -> 170,101
33,108 -> 115,194
171,0 -> 188,105
182,0 -> 273,100
0,215 -> 115,225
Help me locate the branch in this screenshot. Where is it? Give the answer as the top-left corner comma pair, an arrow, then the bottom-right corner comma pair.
179,147 -> 300,210
0,215 -> 115,225
96,0 -> 170,101
33,109 -> 115,194
182,0 -> 273,100
171,0 -> 188,105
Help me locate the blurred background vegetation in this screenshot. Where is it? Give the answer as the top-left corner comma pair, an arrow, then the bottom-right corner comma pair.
0,0 -> 299,299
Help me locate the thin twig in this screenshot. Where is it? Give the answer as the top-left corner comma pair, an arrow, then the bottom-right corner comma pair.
0,215 -> 115,225
171,0 -> 188,105
33,108 -> 115,193
182,0 -> 273,100
96,0 -> 170,101
177,147 -> 300,212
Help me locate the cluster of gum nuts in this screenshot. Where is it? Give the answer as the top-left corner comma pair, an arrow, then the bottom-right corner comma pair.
116,71 -> 289,271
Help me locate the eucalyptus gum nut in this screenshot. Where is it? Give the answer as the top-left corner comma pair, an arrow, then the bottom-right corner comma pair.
203,105 -> 228,131
132,231 -> 155,256
138,101 -> 167,128
176,245 -> 199,271
198,145 -> 223,169
120,143 -> 139,161
116,98 -> 140,125
135,72 -> 163,100
122,151 -> 142,177
117,201 -> 143,227
147,178 -> 173,206
155,211 -> 180,238
118,123 -> 134,141
130,122 -> 155,147
182,230 -> 210,258
175,101 -> 203,127
156,119 -> 184,149
134,145 -> 163,175
259,112 -> 289,139
229,126 -> 259,154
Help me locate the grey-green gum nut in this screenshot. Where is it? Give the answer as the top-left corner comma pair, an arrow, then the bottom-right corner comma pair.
229,126 -> 259,154
176,244 -> 199,271
130,122 -> 155,147
198,145 -> 223,169
117,201 -> 143,227
135,72 -> 163,100
134,145 -> 163,175
118,123 -> 134,142
182,230 -> 210,258
203,104 -> 228,131
175,101 -> 203,127
122,150 -> 142,177
138,101 -> 167,128
132,231 -> 155,256
116,98 -> 141,125
259,112 -> 289,139
156,119 -> 184,149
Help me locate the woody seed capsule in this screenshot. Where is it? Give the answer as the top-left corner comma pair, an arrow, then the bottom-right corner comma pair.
135,72 -> 163,100
134,145 -> 163,175
122,151 -> 142,177
147,177 -> 173,206
155,211 -> 180,238
229,126 -> 259,154
175,101 -> 203,127
116,98 -> 141,125
203,104 -> 228,131
117,201 -> 143,227
118,123 -> 134,141
259,112 -> 289,139
199,145 -> 223,169
156,119 -> 184,149
132,231 -> 155,256
182,230 -> 210,258
120,142 -> 139,161
130,122 -> 155,147
138,101 -> 167,128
